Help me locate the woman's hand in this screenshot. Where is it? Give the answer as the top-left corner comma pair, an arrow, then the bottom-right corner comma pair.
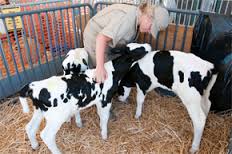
95,65 -> 108,83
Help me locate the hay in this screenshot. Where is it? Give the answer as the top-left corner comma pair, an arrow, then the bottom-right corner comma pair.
0,89 -> 231,153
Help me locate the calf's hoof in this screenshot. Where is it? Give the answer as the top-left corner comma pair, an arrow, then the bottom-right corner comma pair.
31,143 -> 40,150
189,147 -> 198,154
118,96 -> 128,103
135,115 -> 140,119
76,121 -> 83,128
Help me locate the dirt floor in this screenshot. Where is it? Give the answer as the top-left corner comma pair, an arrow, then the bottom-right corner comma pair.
0,89 -> 231,154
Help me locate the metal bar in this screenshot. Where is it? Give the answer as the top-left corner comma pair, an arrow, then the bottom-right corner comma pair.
179,0 -> 184,24
60,9 -> 68,52
0,78 -> 6,97
0,40 -> 14,92
163,25 -> 169,50
155,32 -> 160,50
55,11 -> 63,55
25,15 -> 34,61
71,8 -> 78,48
172,12 -> 180,50
187,13 -> 191,26
218,0 -> 223,13
188,0 -> 195,25
12,17 -> 26,72
52,11 -> 62,64
59,11 -> 65,52
181,15 -> 189,51
190,0 -> 194,11
183,0 -> 189,24
12,16 -> 30,84
2,18 -> 22,84
45,12 -> 58,74
167,8 -> 199,15
66,8 -> 72,49
29,14 -> 44,76
84,6 -> 87,27
33,15 -> 43,62
20,15 -> 37,80
38,13 -> 52,77
77,8 -> 82,47
176,0 -> 179,8
212,0 -> 218,12
50,11 -> 58,55
194,0 -> 200,23
196,0 -> 200,10
224,0 -> 229,14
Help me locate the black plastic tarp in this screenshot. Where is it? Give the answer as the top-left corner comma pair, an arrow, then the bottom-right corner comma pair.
191,12 -> 232,112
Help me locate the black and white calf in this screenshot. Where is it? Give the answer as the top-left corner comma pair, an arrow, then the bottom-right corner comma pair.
62,48 -> 89,125
62,48 -> 88,75
19,43 -> 150,154
118,50 -> 217,153
70,43 -> 151,127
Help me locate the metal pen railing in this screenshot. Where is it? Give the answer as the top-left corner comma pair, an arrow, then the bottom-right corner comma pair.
0,3 -> 93,99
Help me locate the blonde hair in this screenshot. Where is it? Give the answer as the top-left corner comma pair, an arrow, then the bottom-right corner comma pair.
138,3 -> 154,18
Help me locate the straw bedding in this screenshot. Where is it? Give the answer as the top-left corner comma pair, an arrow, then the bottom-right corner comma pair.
0,89 -> 231,154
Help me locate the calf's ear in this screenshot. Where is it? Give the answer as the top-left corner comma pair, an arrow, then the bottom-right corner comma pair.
82,59 -> 88,66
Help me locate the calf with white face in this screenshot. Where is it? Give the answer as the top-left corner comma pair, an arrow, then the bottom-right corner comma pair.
19,43 -> 150,154
62,48 -> 88,75
118,50 -> 217,153
62,48 -> 89,125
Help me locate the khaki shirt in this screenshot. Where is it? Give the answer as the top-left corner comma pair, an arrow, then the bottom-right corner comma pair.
83,4 -> 139,56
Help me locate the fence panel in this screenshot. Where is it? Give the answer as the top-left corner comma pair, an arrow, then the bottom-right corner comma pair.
0,3 -> 93,99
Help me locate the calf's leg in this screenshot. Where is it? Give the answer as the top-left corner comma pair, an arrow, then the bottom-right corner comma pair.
25,109 -> 43,149
40,117 -> 66,154
96,102 -> 112,140
135,86 -> 146,119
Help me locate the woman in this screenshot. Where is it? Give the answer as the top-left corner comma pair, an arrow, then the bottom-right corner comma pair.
83,3 -> 169,83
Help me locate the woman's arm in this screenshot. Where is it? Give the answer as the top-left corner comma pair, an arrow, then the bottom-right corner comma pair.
95,33 -> 112,83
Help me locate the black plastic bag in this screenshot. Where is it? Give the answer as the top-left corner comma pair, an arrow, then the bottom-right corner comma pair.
191,12 -> 232,112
